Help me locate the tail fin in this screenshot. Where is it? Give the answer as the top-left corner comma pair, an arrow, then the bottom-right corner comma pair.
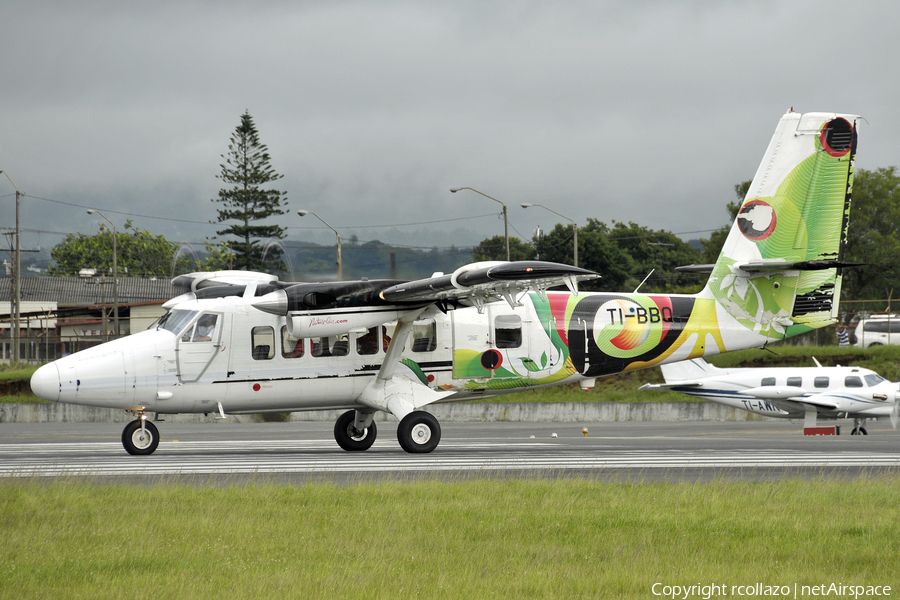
703,110 -> 859,340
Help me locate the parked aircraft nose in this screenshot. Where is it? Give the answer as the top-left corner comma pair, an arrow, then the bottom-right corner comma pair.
31,362 -> 61,402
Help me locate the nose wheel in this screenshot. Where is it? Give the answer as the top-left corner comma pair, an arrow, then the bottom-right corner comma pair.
122,419 -> 160,455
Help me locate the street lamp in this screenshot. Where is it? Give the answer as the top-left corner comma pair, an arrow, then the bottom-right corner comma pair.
86,210 -> 118,339
450,187 -> 510,261
298,210 -> 342,280
521,203 -> 578,267
0,171 -> 21,361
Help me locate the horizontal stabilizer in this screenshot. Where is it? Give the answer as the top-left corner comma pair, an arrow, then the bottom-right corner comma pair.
638,381 -> 703,391
677,259 -> 864,274
658,358 -> 721,383
735,259 -> 865,273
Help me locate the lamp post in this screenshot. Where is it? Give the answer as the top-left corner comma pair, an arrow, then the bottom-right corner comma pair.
298,210 -> 342,280
521,203 -> 578,267
449,187 -> 510,261
0,171 -> 21,361
86,210 -> 118,339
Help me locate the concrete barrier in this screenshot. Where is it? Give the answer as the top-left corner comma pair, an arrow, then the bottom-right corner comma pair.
0,402 -> 770,424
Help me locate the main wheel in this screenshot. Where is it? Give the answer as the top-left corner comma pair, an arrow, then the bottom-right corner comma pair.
122,419 -> 160,455
334,410 -> 378,451
397,411 -> 441,454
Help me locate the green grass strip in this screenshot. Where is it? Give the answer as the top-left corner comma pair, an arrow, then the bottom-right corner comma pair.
1,476 -> 897,599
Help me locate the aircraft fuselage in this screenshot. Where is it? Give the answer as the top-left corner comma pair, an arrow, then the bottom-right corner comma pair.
32,289 -> 741,416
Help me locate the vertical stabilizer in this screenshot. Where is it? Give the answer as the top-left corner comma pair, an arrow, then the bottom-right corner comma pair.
703,110 -> 859,340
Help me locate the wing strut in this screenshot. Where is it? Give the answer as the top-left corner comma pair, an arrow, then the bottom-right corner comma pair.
376,308 -> 427,383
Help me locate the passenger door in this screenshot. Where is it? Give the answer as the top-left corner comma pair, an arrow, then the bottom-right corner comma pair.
176,312 -> 226,382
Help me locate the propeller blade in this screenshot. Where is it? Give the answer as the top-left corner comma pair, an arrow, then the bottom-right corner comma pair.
891,401 -> 899,430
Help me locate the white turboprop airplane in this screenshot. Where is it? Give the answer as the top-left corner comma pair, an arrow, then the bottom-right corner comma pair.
639,357 -> 900,434
31,109 -> 861,454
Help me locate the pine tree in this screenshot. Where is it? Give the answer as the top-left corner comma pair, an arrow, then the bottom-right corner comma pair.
213,111 -> 288,272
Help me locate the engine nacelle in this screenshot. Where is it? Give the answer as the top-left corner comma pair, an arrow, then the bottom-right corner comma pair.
285,309 -> 405,339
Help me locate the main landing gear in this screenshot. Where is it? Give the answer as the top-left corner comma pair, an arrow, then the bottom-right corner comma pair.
397,411 -> 441,453
333,409 -> 442,454
122,417 -> 160,455
334,410 -> 378,451
850,418 -> 868,436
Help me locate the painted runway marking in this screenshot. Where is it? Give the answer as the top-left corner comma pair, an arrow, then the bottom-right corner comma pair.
2,439 -> 899,477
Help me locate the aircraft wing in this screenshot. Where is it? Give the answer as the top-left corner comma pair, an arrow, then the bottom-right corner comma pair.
741,386 -> 808,400
241,260 -> 598,320
377,261 -> 598,309
788,395 -> 840,410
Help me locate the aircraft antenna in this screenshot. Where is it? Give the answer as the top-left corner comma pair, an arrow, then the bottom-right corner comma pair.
633,269 -> 655,293
760,342 -> 780,356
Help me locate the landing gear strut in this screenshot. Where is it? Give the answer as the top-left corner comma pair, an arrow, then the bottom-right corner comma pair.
334,410 -> 378,451
850,418 -> 868,436
122,418 -> 160,455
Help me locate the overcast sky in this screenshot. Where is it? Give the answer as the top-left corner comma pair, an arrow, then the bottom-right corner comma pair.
3,0 -> 899,268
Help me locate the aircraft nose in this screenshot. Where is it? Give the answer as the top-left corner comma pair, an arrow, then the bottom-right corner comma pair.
30,363 -> 61,402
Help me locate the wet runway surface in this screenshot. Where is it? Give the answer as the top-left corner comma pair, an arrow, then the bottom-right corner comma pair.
2,420 -> 898,484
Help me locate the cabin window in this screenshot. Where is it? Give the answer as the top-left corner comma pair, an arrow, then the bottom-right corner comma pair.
159,310 -> 198,335
814,376 -> 829,388
865,373 -> 886,386
310,336 -> 330,357
494,314 -> 523,349
844,376 -> 863,388
331,335 -> 350,357
411,319 -> 437,353
251,326 -> 275,360
383,324 -> 396,352
787,377 -> 802,387
356,327 -> 379,356
281,327 -> 304,359
760,377 -> 776,387
311,335 -> 349,358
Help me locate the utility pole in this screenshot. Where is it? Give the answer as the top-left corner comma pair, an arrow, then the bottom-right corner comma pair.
87,210 -> 119,339
1,171 -> 21,362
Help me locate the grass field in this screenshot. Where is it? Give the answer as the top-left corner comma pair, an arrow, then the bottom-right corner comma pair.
1,476 -> 897,599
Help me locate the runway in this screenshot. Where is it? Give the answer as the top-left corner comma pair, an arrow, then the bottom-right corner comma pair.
2,420 -> 899,483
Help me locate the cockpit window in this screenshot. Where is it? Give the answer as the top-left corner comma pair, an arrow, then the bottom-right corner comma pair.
158,310 -> 198,335
844,376 -> 863,388
865,373 -> 887,387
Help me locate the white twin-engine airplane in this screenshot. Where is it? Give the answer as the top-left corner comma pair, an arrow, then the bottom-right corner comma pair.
640,357 -> 900,434
31,110 -> 861,455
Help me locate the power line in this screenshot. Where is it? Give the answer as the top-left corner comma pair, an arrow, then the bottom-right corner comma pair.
21,193 -> 502,231
26,194 -> 211,224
